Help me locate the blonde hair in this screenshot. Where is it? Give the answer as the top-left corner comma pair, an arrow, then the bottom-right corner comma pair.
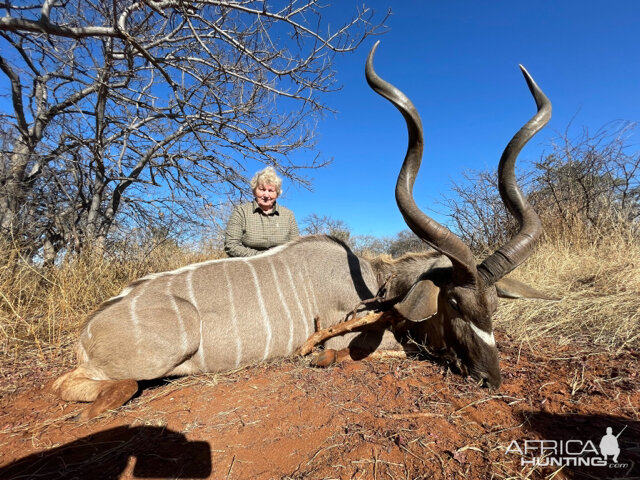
250,166 -> 282,196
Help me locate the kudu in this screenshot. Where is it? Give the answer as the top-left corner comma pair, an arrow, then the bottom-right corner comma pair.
52,42 -> 551,420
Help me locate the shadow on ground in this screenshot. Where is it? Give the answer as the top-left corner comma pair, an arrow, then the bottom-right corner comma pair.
0,425 -> 211,480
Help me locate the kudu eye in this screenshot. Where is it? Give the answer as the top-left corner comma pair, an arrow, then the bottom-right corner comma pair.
448,297 -> 460,312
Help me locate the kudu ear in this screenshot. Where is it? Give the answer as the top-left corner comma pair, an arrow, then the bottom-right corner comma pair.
495,276 -> 560,301
393,279 -> 438,322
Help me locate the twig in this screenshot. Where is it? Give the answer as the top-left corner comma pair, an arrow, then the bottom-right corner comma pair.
398,443 -> 426,464
296,311 -> 398,356
226,455 -> 236,479
373,447 -> 378,480
346,273 -> 397,321
451,395 -> 503,417
296,280 -> 403,357
380,411 -> 444,419
305,443 -> 343,466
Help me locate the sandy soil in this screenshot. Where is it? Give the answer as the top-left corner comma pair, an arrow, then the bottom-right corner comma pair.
1,332 -> 639,480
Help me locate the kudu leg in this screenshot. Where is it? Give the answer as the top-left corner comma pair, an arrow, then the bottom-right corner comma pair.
310,348 -> 351,367
75,379 -> 139,421
52,367 -> 139,421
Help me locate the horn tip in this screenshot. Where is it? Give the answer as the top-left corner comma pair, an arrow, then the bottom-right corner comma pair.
368,40 -> 381,59
518,64 -> 533,81
517,64 -> 551,113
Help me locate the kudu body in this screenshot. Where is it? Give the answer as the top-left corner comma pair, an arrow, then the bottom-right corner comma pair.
53,42 -> 551,420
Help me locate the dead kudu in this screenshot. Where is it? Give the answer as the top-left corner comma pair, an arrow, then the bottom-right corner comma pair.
53,42 -> 552,420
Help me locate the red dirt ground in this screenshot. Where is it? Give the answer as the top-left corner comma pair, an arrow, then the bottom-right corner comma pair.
1,331 -> 639,480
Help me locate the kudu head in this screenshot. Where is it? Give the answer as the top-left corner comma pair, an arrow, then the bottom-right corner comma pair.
366,42 -> 551,388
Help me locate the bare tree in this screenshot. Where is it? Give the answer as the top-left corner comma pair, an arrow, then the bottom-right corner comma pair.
443,121 -> 640,250
442,169 -> 521,253
0,1 -> 387,262
300,215 -> 431,257
532,121 -> 640,230
385,229 -> 432,258
301,213 -> 352,244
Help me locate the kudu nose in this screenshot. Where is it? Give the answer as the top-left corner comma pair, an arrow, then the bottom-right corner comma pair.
480,372 -> 502,390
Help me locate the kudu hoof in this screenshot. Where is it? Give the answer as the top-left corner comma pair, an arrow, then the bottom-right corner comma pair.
71,379 -> 139,422
311,349 -> 338,368
72,408 -> 93,423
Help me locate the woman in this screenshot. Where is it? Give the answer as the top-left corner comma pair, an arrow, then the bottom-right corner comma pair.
224,166 -> 299,257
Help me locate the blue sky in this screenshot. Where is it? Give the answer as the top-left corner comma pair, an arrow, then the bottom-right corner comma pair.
279,1 -> 640,238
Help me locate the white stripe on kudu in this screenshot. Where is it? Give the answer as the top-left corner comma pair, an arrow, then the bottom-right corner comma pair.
268,258 -> 295,354
246,260 -> 272,361
166,276 -> 188,352
302,262 -> 319,315
284,263 -> 308,337
130,292 -> 142,346
222,262 -> 242,368
296,269 -> 314,339
469,322 -> 496,347
187,269 -> 206,368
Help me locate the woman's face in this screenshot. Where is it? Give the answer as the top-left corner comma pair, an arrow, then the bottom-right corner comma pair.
254,183 -> 278,212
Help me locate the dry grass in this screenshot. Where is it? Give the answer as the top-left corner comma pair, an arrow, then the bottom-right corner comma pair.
494,219 -> 640,352
0,240 -> 224,362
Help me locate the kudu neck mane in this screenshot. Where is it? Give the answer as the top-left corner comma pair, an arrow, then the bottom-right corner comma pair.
367,250 -> 449,300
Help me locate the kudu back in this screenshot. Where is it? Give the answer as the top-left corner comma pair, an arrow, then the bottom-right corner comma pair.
53,42 -> 551,420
